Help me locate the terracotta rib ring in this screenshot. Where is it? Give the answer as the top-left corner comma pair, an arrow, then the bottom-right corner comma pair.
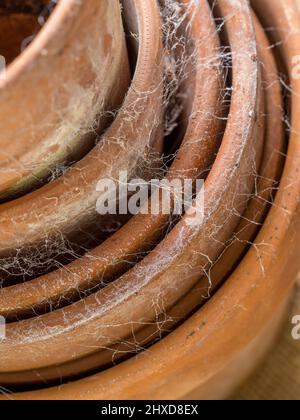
0,0 -> 299,399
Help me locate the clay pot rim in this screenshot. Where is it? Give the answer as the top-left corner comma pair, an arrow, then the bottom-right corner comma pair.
208,11 -> 285,284
0,0 -> 264,375
9,0 -> 299,400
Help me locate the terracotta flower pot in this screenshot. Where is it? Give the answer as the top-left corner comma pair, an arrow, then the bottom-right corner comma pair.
0,0 -> 224,322
0,0 -> 224,386
0,0 -> 164,279
0,0 -> 264,385
0,0 -> 130,200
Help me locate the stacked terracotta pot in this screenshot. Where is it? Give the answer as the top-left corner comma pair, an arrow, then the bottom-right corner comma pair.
0,0 -> 299,400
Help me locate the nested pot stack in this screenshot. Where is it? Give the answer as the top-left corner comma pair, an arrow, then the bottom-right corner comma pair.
0,0 -> 299,400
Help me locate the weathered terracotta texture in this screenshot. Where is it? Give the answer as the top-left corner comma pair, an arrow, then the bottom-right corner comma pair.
0,0 -> 299,400
0,0 -> 163,279
0,0 -> 129,200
